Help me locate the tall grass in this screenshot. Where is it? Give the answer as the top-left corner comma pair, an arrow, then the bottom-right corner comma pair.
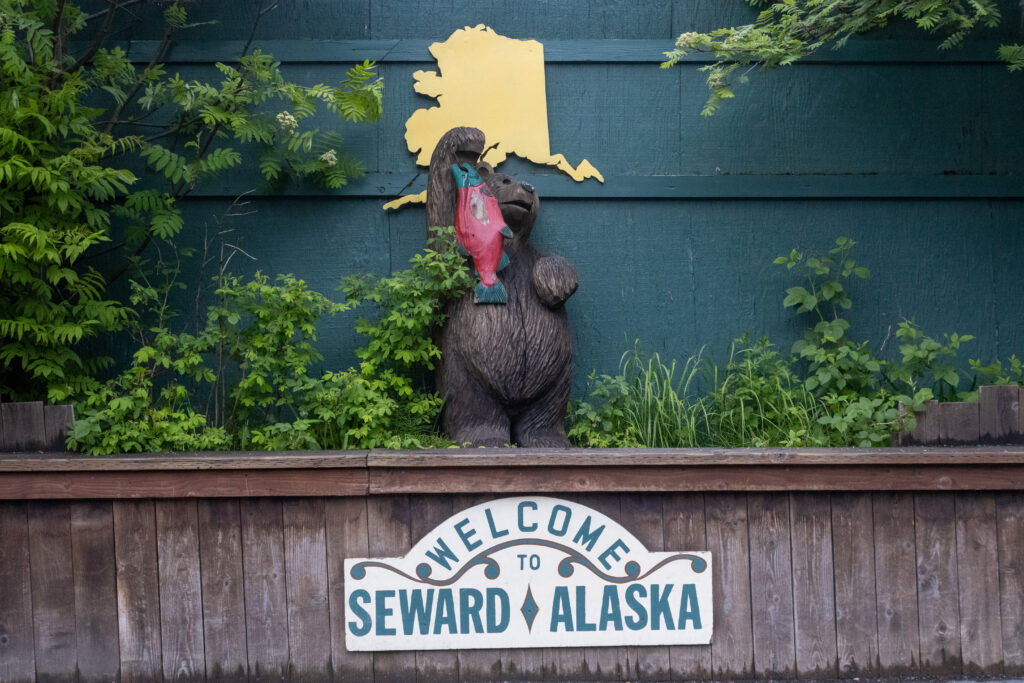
569,337 -> 832,448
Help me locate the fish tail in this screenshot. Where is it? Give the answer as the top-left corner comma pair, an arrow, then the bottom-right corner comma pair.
497,251 -> 510,272
474,279 -> 507,305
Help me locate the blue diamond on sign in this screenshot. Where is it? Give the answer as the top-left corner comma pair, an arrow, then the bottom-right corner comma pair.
521,586 -> 539,631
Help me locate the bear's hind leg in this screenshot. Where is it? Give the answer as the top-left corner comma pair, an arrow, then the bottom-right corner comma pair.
441,385 -> 512,447
511,395 -> 571,448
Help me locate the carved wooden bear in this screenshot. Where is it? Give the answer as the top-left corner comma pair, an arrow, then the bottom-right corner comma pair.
427,127 -> 578,447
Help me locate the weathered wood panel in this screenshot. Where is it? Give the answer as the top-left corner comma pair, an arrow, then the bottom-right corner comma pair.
1,402 -> 45,452
914,493 -> 962,673
197,500 -> 248,682
746,493 -> 796,679
996,492 -> 1024,674
831,493 -> 878,677
114,500 -> 163,683
71,501 -> 120,683
282,498 -> 332,682
156,500 -> 206,682
873,493 -> 920,675
4,483 -> 1024,682
240,499 -> 290,682
705,493 -> 754,679
325,497 -> 373,681
620,493 -> 671,681
407,495 -> 460,681
664,493 -> 711,681
955,493 -> 1004,675
366,495 -> 416,682
0,502 -> 36,683
27,502 -> 77,683
790,494 -> 837,679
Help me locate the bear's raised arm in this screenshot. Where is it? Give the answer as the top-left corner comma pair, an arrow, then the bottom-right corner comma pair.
532,254 -> 578,309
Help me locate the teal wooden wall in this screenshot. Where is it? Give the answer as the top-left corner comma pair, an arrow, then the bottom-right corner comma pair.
111,1 -> 1024,392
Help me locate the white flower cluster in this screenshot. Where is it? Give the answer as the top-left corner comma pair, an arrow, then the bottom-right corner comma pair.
319,149 -> 338,166
276,111 -> 298,133
676,32 -> 699,47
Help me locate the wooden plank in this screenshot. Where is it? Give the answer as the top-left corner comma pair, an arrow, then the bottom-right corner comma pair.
364,446 -> 1024,468
42,405 -> 74,452
366,495 -> 416,682
9,446 -> 1024,471
325,497 -> 373,682
27,502 -> 77,683
282,498 -> 332,682
70,501 -> 120,683
197,500 -> 248,682
155,499 -> 205,682
1,401 -> 46,452
956,493 -> 1004,675
705,493 -> 754,678
914,493 -> 962,674
240,499 -> 290,682
449,493 -> 509,683
663,493 -> 711,681
996,492 -> 1024,674
618,493 -> 668,681
980,385 -> 1022,443
96,37 -> 1009,65
366,463 -> 1024,494
114,500 -> 164,683
573,493 -> 628,682
940,402 -> 981,444
0,451 -> 369,470
790,494 -> 837,679
746,493 -> 796,679
180,170 -> 1024,200
832,493 -> 878,677
0,502 -> 36,683
906,399 -> 940,445
6,463 -> 1024,501
0,469 -> 368,499
873,493 -> 920,675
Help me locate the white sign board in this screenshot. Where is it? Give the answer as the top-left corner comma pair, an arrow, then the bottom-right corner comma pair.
345,496 -> 712,650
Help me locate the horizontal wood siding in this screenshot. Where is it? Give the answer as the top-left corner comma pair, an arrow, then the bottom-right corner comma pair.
55,0 -> 1024,396
4,487 -> 1024,681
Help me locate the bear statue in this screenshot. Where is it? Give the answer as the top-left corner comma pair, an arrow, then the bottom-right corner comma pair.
426,126 -> 578,447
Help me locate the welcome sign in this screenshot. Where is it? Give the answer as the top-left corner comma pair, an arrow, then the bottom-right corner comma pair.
345,497 -> 712,650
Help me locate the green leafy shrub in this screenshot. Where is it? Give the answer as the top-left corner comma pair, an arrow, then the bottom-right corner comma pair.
571,237 -> 983,448
0,0 -> 382,402
69,226 -> 469,454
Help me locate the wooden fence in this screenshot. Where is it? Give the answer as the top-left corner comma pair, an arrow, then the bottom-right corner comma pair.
899,385 -> 1023,446
1,449 -> 1023,682
0,402 -> 73,453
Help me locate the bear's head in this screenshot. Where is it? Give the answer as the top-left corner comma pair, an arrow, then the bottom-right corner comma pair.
426,127 -> 486,231
478,164 -> 539,243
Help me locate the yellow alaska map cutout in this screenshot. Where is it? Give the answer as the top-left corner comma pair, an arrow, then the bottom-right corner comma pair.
383,24 -> 603,210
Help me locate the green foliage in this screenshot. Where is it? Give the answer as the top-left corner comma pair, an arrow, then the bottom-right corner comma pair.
70,227 -> 469,454
661,0 -> 1008,114
571,237 -> 982,448
0,0 -> 381,402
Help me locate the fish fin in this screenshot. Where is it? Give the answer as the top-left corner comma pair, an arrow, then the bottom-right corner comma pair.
500,225 -> 513,238
456,241 -> 467,256
474,280 -> 507,305
497,251 -> 510,272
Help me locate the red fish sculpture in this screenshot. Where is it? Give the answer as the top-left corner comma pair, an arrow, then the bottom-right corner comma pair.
452,162 -> 513,304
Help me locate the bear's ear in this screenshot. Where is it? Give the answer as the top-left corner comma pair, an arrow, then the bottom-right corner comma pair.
475,162 -> 495,178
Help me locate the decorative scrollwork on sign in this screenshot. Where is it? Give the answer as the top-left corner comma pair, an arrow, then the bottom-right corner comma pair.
351,540 -> 707,586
